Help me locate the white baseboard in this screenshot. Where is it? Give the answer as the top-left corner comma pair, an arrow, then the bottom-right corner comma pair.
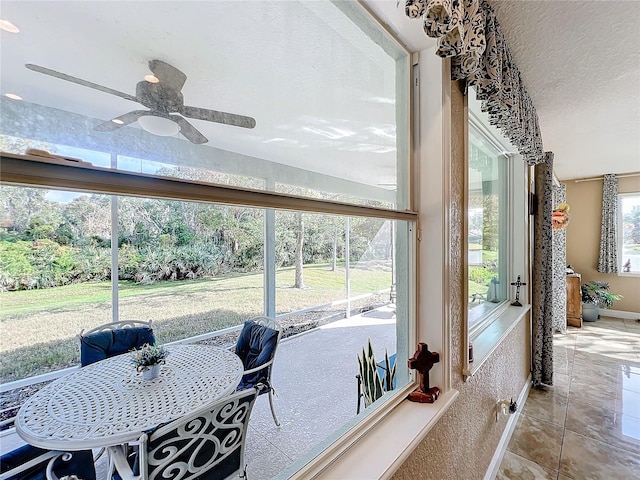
483,374 -> 532,480
601,309 -> 640,320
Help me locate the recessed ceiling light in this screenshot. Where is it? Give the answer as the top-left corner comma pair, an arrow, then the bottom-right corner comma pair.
4,93 -> 22,100
111,118 -> 125,125
0,20 -> 20,33
144,75 -> 159,84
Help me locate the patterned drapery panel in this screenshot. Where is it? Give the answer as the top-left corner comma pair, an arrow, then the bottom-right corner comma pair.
552,184 -> 567,333
404,0 -> 544,165
598,174 -> 618,273
532,153 -> 554,386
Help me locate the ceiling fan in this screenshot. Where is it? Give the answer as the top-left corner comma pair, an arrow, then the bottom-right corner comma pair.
25,60 -> 256,144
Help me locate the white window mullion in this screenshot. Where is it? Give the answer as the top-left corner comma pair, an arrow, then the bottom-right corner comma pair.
111,153 -> 119,323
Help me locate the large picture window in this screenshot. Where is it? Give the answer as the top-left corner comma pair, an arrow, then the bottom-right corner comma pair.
464,89 -> 529,377
0,1 -> 412,476
618,193 -> 640,274
0,183 -> 404,381
467,125 -> 509,332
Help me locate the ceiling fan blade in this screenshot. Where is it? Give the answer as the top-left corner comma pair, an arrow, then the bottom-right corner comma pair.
148,60 -> 187,91
171,115 -> 208,144
181,106 -> 256,129
94,110 -> 149,131
26,64 -> 138,102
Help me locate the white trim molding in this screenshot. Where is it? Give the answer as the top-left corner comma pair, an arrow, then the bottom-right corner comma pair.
308,390 -> 459,480
601,309 -> 640,321
483,374 -> 532,480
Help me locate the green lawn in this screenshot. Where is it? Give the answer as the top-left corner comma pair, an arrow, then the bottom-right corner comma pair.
0,262 -> 392,383
622,243 -> 640,253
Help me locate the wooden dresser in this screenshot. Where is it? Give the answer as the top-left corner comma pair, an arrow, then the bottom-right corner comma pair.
566,273 -> 582,327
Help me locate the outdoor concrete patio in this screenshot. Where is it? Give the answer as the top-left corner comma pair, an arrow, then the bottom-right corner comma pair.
0,305 -> 397,479
245,305 -> 397,478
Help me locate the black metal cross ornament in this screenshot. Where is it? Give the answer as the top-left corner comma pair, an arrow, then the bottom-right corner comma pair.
510,275 -> 526,307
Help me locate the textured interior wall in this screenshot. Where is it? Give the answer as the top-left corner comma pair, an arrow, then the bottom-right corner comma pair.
392,81 -> 531,480
392,319 -> 530,480
566,176 -> 640,313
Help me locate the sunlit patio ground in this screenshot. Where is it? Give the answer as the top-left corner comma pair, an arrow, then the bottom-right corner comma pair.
0,305 -> 397,480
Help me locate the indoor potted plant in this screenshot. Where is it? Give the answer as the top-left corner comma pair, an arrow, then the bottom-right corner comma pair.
580,281 -> 622,322
131,343 -> 168,380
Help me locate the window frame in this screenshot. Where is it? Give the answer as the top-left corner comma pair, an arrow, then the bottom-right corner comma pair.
0,152 -> 421,473
466,121 -> 512,337
617,191 -> 640,276
0,4 -> 450,477
463,93 -> 530,379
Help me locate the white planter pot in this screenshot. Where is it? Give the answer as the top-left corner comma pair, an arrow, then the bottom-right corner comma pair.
582,302 -> 599,322
142,363 -> 161,380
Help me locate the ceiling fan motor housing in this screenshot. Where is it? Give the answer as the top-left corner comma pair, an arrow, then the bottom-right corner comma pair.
136,81 -> 184,113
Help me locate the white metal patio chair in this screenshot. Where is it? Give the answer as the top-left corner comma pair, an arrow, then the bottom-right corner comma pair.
0,445 -> 96,480
106,387 -> 259,480
234,316 -> 283,426
76,320 -> 155,464
77,320 -> 154,367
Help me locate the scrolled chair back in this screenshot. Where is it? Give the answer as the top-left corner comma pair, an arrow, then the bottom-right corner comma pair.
0,446 -> 96,480
108,387 -> 258,480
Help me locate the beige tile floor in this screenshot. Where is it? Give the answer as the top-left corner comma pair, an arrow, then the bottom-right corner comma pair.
497,315 -> 640,480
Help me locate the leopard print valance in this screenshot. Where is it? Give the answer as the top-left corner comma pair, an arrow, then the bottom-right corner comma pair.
405,0 -> 544,165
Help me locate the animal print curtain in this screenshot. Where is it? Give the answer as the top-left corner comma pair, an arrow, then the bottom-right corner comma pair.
404,0 -> 544,165
532,153 -> 554,386
598,174 -> 618,273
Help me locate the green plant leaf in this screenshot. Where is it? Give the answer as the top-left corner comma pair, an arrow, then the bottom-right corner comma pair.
357,338 -> 384,408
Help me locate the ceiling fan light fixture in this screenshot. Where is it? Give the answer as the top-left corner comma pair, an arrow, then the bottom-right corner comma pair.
138,115 -> 179,137
26,60 -> 255,145
4,93 -> 22,100
0,20 -> 20,33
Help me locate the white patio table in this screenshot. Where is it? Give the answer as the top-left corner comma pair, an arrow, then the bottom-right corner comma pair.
16,345 -> 243,450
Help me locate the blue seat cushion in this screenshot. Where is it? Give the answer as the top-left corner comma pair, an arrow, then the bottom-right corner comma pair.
80,327 -> 155,366
235,320 -> 278,392
0,444 -> 96,480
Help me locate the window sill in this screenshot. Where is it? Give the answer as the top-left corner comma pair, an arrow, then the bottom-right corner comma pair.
465,304 -> 530,378
287,388 -> 459,480
617,272 -> 640,278
468,301 -> 504,332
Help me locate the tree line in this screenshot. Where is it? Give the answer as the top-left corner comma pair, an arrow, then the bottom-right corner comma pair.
0,182 -> 390,291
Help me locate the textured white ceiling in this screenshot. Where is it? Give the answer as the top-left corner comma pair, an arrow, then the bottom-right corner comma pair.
366,0 -> 640,180
490,0 -> 640,180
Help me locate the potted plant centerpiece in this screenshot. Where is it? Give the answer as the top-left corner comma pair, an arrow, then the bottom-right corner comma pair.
580,281 -> 623,322
132,343 -> 167,380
